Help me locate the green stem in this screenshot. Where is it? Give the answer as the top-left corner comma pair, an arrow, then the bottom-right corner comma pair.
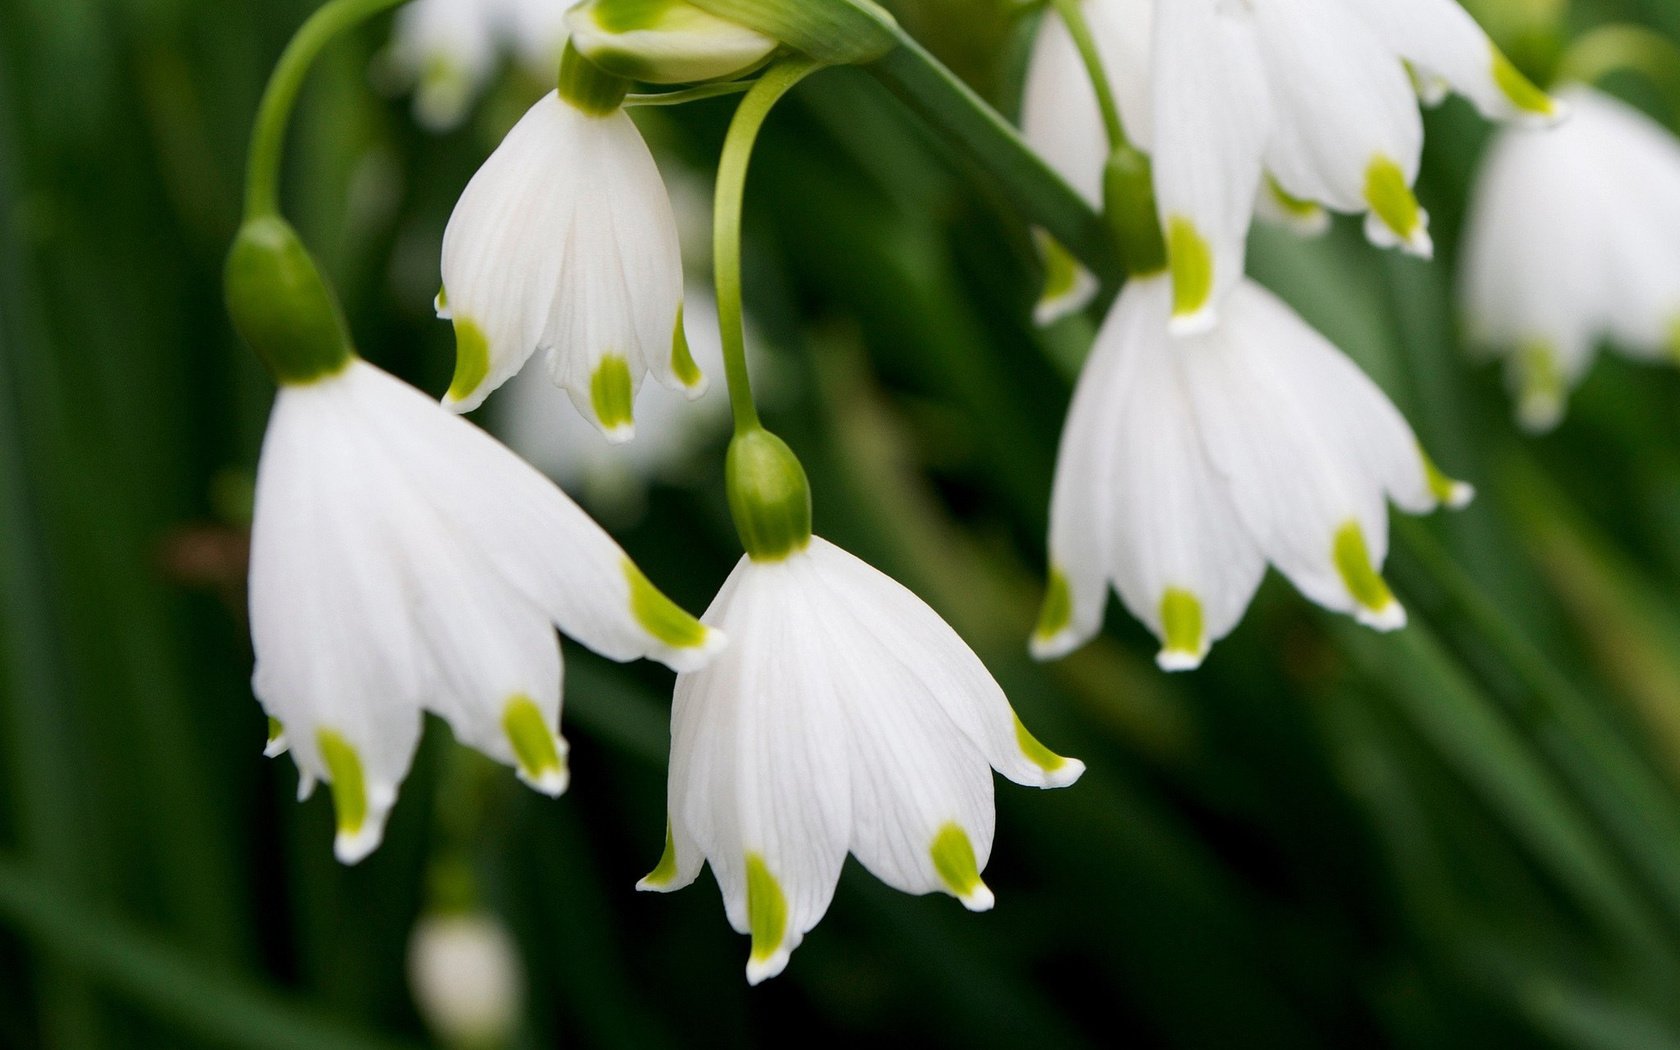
1049,0 -> 1128,152
714,58 -> 823,435
626,81 -> 755,107
243,0 -> 412,219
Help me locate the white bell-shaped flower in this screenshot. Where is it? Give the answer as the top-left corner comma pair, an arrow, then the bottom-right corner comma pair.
1021,0 -> 1562,334
437,88 -> 700,438
250,358 -> 723,862
408,912 -> 524,1047
1035,274 -> 1472,669
1462,84 -> 1680,431
386,0 -> 501,131
638,537 -> 1085,984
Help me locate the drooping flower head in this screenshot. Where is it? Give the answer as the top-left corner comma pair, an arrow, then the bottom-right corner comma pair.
384,0 -> 572,132
641,429 -> 1084,983
1022,0 -> 1565,332
229,218 -> 722,862
1462,84 -> 1680,431
1035,274 -> 1472,669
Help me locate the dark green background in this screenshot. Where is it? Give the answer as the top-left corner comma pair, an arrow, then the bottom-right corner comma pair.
5,0 -> 1680,1046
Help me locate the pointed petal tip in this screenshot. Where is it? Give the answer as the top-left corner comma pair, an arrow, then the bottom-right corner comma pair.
682,374 -> 711,401
296,770 -> 318,802
516,764 -> 570,798
660,626 -> 728,674
1028,629 -> 1082,663
333,823 -> 383,866
600,421 -> 636,445
745,949 -> 790,986
1168,308 -> 1219,339
1042,756 -> 1086,789
263,735 -> 289,759
958,882 -> 996,913
1155,648 -> 1206,673
1356,601 -> 1408,633
1517,394 -> 1565,435
1444,482 -> 1476,511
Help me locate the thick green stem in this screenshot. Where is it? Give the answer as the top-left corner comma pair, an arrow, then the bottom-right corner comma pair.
243,0 -> 411,219
714,58 -> 823,435
1049,0 -> 1128,152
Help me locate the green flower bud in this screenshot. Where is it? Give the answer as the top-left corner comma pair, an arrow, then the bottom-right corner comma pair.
727,427 -> 812,562
567,0 -> 780,85
1103,145 -> 1167,279
225,217 -> 353,386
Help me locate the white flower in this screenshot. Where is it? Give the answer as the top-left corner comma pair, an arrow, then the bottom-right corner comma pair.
1461,84 -> 1680,432
1022,0 -> 1562,334
1034,274 -> 1472,669
384,0 -> 572,131
437,90 -> 700,439
250,358 -> 722,862
408,912 -> 524,1046
638,537 -> 1084,984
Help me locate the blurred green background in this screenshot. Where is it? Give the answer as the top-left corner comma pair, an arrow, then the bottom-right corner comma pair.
5,0 -> 1680,1046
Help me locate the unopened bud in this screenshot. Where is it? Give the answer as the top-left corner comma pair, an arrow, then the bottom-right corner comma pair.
408,912 -> 524,1049
567,0 -> 779,85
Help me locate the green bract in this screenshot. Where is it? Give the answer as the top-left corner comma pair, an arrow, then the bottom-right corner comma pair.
686,0 -> 896,66
726,428 -> 813,562
224,216 -> 353,386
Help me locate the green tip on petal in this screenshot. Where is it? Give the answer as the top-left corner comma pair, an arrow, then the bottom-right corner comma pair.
1157,588 -> 1206,672
446,317 -> 490,405
1012,713 -> 1082,787
1513,340 -> 1567,433
1333,521 -> 1406,632
1032,230 -> 1096,325
637,823 -> 681,891
1166,217 -> 1215,333
264,716 -> 287,758
1030,568 -> 1075,657
590,354 -> 636,441
930,824 -> 993,911
1419,446 -> 1475,510
502,695 -> 569,796
1264,176 -> 1330,236
316,729 -> 374,864
1363,156 -> 1432,256
623,558 -> 714,663
1492,48 -> 1558,117
744,853 -> 789,984
670,305 -> 705,393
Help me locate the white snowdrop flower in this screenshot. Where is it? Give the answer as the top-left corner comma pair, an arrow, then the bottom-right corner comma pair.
638,431 -> 1083,984
1462,84 -> 1680,432
1034,274 -> 1472,669
1020,0 -> 1153,324
250,357 -> 723,862
386,0 -> 501,132
438,58 -> 698,438
495,0 -> 573,76
1021,0 -> 1562,334
408,912 -> 524,1047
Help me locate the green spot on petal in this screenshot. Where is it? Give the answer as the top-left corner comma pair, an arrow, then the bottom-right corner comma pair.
590,354 -> 635,432
316,729 -> 367,840
502,694 -> 565,788
670,305 -> 702,388
1013,714 -> 1068,775
266,717 -> 284,744
1333,522 -> 1396,616
930,824 -> 987,901
1364,156 -> 1423,244
1514,340 -> 1566,430
1167,217 -> 1213,321
1033,568 -> 1073,645
1419,445 -> 1468,506
1035,230 -> 1084,309
745,853 -> 787,966
1265,175 -> 1324,224
1493,48 -> 1555,116
624,558 -> 710,650
643,823 -> 680,887
1160,588 -> 1205,662
447,318 -> 490,403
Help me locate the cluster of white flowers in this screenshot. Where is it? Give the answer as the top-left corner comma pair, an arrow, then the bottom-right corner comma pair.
233,0 -> 1680,996
1022,0 -> 1558,670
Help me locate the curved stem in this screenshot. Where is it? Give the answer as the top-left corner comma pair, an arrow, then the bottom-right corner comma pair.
1049,0 -> 1129,152
626,80 -> 755,108
244,0 -> 412,220
713,58 -> 823,435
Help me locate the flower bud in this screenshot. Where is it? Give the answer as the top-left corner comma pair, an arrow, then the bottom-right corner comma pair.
224,217 -> 353,386
567,0 -> 779,85
408,912 -> 523,1048
1102,145 -> 1166,279
726,427 -> 812,562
